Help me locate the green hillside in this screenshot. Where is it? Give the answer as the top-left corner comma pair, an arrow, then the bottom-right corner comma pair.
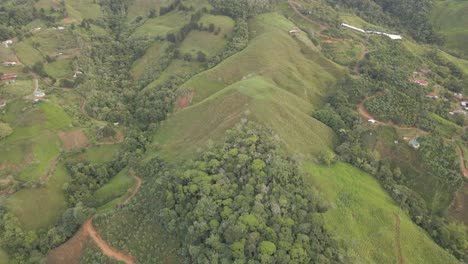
0,0 -> 467,263
430,0 -> 468,57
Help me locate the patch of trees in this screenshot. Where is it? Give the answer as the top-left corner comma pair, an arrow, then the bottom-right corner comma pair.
208,0 -> 277,18
158,121 -> 345,263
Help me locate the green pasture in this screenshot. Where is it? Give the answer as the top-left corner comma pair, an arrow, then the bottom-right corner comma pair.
182,12 -> 343,106
6,162 -> 70,230
45,59 -> 73,79
14,42 -> 43,66
81,144 -> 121,164
303,162 -> 459,264
430,0 -> 468,57
93,168 -> 135,207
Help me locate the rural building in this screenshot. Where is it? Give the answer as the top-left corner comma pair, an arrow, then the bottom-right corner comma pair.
412,79 -> 428,86
2,39 -> 13,47
341,23 -> 366,33
454,93 -> 464,99
340,23 -> 402,40
73,70 -> 83,78
34,90 -> 45,97
425,94 -> 438,99
0,75 -> 17,81
461,101 -> 468,107
368,119 -> 377,124
409,138 -> 420,149
0,100 -> 5,108
3,61 -> 16,66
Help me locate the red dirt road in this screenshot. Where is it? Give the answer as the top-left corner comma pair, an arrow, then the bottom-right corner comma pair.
84,217 -> 135,264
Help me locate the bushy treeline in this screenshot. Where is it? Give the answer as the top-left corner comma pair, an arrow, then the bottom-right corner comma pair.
157,121 -> 345,263
325,0 -> 442,44
209,0 -> 277,18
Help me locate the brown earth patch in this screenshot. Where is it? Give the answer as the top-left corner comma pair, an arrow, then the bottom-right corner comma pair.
176,91 -> 195,109
63,17 -> 78,24
47,227 -> 88,264
449,182 -> 468,225
58,129 -> 89,150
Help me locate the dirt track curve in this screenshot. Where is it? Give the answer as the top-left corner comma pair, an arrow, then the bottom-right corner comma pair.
83,174 -> 142,263
84,218 -> 135,264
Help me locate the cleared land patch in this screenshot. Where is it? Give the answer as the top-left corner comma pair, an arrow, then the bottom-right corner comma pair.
58,129 -> 89,150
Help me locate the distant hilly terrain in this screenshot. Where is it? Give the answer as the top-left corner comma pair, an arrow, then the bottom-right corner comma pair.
0,0 -> 467,263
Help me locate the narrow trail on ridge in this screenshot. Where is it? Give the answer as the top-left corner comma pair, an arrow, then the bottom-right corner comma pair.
394,214 -> 404,264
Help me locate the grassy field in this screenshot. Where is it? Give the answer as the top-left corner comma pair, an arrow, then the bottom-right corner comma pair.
45,59 -> 73,79
131,42 -> 167,79
81,144 -> 121,164
133,10 -> 191,38
6,162 -> 70,230
430,0 -> 468,57
179,14 -> 235,57
93,168 -> 135,207
182,12 -> 343,105
0,249 -> 9,264
14,41 -> 43,66
64,0 -> 103,21
303,162 -> 459,264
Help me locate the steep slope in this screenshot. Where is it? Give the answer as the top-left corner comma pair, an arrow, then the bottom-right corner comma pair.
430,0 -> 468,57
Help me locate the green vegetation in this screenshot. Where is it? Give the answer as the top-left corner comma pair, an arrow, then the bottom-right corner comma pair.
304,162 -> 460,264
430,0 -> 468,58
1,0 -> 468,262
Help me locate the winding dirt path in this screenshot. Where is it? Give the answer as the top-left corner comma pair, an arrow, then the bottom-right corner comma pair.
84,217 -> 135,264
121,173 -> 142,206
394,214 -> 404,264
